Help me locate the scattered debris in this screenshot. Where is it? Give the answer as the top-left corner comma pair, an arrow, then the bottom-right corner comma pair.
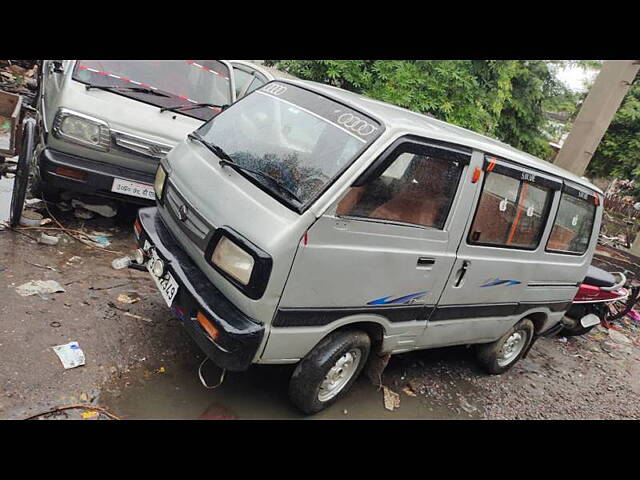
24,260 -> 58,272
81,410 -> 100,420
123,312 -> 153,323
24,404 -> 120,420
16,279 -> 65,297
19,210 -> 43,227
628,309 -> 640,323
49,321 -> 61,328
37,232 -> 60,246
558,337 -> 568,343
88,235 -> 111,248
112,256 -> 131,270
383,386 -> 400,411
117,292 -> 140,304
71,198 -> 117,218
459,396 -> 479,414
402,385 -> 417,397
609,329 -> 633,345
52,341 -> 85,369
73,207 -> 94,220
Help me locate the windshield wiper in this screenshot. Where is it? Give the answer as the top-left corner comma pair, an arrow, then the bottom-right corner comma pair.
85,84 -> 169,97
188,132 -> 301,204
219,159 -> 302,204
188,132 -> 234,163
161,103 -> 229,113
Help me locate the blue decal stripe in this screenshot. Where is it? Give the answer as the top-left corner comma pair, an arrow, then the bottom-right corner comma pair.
367,291 -> 428,306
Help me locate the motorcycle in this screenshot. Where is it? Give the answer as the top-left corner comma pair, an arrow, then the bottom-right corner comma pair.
559,265 -> 640,337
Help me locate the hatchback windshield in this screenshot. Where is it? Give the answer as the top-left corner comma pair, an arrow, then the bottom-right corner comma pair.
73,60 -> 232,121
195,82 -> 383,208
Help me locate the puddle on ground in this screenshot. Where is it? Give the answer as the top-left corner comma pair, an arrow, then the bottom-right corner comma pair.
100,356 -> 471,420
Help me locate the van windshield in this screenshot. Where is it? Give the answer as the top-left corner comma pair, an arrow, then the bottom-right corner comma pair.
73,60 -> 232,121
195,82 -> 383,209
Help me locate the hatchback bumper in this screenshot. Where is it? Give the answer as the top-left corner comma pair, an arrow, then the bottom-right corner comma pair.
39,147 -> 155,205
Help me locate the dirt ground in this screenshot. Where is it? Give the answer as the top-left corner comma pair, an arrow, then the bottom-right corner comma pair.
1,186 -> 640,419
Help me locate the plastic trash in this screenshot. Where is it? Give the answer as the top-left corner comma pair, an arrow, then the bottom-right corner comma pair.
71,199 -> 117,218
37,232 -> 60,246
383,386 -> 400,411
111,256 -> 131,270
19,210 -> 43,227
628,309 -> 640,323
73,208 -> 94,220
16,280 -> 66,297
89,235 -> 111,248
52,341 -> 85,369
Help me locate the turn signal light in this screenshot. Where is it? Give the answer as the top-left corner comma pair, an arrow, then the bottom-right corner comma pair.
197,311 -> 220,340
55,167 -> 87,181
133,218 -> 142,237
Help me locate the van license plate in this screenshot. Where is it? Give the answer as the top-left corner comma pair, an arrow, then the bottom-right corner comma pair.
148,252 -> 179,307
111,178 -> 155,200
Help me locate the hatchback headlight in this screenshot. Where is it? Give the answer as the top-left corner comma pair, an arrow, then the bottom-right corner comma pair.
53,108 -> 110,151
154,165 -> 167,201
212,236 -> 255,286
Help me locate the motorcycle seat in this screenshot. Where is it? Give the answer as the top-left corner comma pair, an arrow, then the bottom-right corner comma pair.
584,265 -> 617,288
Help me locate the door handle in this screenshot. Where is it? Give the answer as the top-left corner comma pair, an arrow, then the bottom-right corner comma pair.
453,260 -> 471,287
417,257 -> 436,268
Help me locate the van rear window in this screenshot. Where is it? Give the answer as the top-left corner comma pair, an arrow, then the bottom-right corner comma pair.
546,192 -> 596,255
468,171 -> 552,249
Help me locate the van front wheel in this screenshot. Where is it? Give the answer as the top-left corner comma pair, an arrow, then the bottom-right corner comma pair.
475,319 -> 534,374
288,330 -> 370,415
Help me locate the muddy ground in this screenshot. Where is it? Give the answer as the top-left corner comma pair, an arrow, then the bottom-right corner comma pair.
1,180 -> 640,419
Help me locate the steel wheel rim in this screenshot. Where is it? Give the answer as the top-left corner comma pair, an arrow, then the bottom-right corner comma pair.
497,330 -> 527,367
318,349 -> 360,402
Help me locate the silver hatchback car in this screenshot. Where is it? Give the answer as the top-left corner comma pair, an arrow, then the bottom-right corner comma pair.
133,79 -> 603,414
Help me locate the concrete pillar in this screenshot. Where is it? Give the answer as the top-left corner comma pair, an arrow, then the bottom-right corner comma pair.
553,60 -> 640,177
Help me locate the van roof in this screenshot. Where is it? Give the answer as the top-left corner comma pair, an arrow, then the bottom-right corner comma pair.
280,78 -> 602,194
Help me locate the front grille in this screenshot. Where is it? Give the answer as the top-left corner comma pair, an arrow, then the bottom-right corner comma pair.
111,130 -> 173,160
164,182 -> 214,250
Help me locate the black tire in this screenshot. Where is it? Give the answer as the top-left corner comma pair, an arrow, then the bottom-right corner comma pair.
475,318 -> 534,375
289,329 -> 371,415
9,119 -> 36,227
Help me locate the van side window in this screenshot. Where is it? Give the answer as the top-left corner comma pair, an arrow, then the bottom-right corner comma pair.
336,144 -> 464,229
468,170 -> 552,249
546,192 -> 596,254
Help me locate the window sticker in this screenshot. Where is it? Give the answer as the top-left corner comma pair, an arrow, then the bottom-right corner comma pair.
526,206 -> 534,217
499,198 -> 508,212
572,215 -> 579,226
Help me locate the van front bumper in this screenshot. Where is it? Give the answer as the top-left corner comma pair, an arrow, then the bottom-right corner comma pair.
135,207 -> 264,371
39,147 -> 155,205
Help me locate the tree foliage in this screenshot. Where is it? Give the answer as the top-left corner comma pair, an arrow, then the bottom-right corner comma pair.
266,60 -> 573,159
587,75 -> 640,198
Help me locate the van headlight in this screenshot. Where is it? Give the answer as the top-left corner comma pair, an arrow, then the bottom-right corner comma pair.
154,165 -> 167,201
212,236 -> 255,286
53,108 -> 110,151
206,228 -> 272,299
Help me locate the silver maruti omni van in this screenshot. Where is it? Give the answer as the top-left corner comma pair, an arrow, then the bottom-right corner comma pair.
133,79 -> 602,414
34,60 -> 235,203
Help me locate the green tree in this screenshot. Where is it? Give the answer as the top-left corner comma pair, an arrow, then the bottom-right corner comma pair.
587,74 -> 640,198
266,60 -> 572,159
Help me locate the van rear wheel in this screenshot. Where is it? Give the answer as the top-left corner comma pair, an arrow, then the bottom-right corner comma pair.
475,319 -> 534,374
288,330 -> 370,415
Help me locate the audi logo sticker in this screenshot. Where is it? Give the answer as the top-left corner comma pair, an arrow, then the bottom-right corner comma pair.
337,113 -> 377,136
262,83 -> 288,96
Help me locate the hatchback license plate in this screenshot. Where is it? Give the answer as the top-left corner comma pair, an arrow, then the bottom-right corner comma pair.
111,178 -> 155,200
